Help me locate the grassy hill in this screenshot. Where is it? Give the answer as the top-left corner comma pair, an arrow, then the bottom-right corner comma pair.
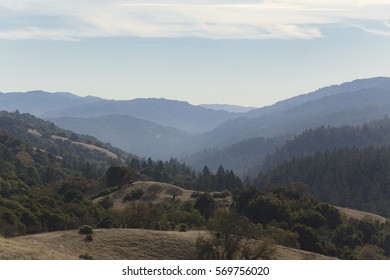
0,228 -> 333,260
336,207 -> 388,223
94,181 -> 193,208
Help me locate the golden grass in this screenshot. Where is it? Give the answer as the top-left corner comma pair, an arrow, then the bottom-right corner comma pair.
336,206 -> 388,223
0,228 -> 334,260
51,135 -> 118,159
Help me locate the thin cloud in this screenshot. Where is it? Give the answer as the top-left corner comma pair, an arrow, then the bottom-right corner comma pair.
0,0 -> 389,40
355,21 -> 390,37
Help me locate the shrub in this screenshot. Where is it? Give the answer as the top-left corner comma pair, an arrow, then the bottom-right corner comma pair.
212,191 -> 229,199
79,225 -> 94,235
178,223 -> 187,232
79,253 -> 93,260
194,194 -> 216,219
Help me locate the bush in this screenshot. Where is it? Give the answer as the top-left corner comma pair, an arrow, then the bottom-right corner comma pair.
194,194 -> 216,219
79,225 -> 94,235
79,253 -> 93,260
178,223 -> 187,232
98,216 -> 116,228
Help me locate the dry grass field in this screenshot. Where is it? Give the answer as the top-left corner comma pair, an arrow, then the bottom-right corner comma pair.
93,181 -> 231,209
50,135 -> 119,159
336,206 -> 388,223
0,228 -> 333,260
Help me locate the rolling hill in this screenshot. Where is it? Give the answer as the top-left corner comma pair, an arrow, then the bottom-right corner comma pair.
0,110 -> 130,166
0,90 -> 101,116
48,114 -> 191,159
192,77 -> 390,152
3,77 -> 390,163
0,228 -> 334,260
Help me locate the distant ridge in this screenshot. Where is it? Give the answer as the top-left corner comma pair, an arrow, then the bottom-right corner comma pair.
199,104 -> 257,113
2,77 -> 390,162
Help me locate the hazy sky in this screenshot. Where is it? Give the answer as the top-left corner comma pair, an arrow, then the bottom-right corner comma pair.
1,0 -> 390,107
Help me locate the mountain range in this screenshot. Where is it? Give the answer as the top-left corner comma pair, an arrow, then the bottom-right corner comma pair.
2,77 -> 390,172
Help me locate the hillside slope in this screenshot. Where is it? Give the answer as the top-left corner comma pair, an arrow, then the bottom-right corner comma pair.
0,90 -> 100,116
0,228 -> 333,260
48,115 -> 190,159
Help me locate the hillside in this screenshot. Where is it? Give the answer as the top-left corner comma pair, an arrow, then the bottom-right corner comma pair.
199,104 -> 257,113
19,95 -> 237,134
43,98 -> 237,134
48,115 -> 190,159
257,146 -> 390,217
246,77 -> 390,119
188,77 -> 390,152
0,111 -> 129,166
183,136 -> 287,176
262,117 -> 390,171
0,90 -> 101,116
0,228 -> 333,260
3,78 -> 390,161
336,207 -> 388,223
93,181 -> 195,209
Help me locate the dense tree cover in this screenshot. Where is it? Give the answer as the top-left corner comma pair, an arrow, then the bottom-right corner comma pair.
103,160 -> 243,194
231,186 -> 390,259
257,147 -> 390,217
0,125 -> 241,238
184,136 -> 286,177
262,117 -> 390,171
3,110 -> 390,259
2,128 -> 389,259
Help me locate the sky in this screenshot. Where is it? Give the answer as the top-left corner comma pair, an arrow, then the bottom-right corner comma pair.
1,0 -> 390,107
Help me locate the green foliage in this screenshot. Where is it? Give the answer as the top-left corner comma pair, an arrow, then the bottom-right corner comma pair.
245,193 -> 290,224
196,209 -> 269,260
292,224 -> 323,254
212,190 -> 230,199
231,186 -> 390,259
263,226 -> 300,249
193,194 -> 216,219
178,223 -> 187,232
112,202 -> 205,231
263,117 -> 390,171
79,225 -> 94,235
258,146 -> 390,217
106,166 -> 127,187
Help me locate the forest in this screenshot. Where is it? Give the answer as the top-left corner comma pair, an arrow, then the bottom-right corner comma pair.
2,111 -> 390,260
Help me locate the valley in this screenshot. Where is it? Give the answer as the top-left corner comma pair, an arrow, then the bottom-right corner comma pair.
2,77 -> 390,260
